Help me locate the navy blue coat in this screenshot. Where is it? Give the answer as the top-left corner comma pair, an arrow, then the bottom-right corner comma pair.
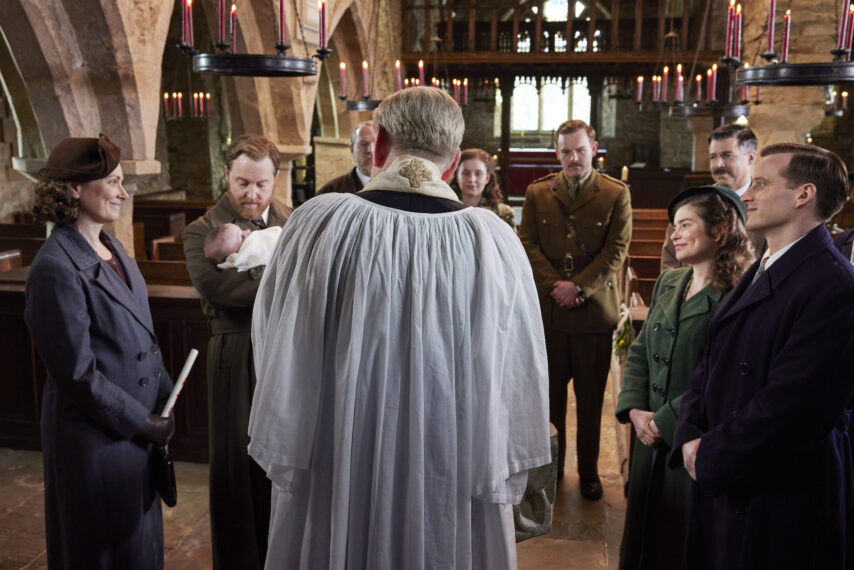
25,223 -> 173,570
672,224 -> 854,570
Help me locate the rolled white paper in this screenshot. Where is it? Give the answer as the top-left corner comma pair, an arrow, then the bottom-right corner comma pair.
160,348 -> 199,418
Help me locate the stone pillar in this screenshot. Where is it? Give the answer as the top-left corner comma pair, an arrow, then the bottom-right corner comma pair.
688,116 -> 715,172
314,137 -> 354,189
588,74 -> 604,137
275,145 -> 313,209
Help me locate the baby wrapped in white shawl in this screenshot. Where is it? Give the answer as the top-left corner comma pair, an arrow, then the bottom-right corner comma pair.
204,223 -> 282,271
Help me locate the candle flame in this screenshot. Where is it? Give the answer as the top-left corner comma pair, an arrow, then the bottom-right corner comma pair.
787,8 -> 792,15
187,0 -> 191,6
395,60 -> 400,68
844,91 -> 849,97
707,69 -> 712,76
340,62 -> 346,70
663,66 -> 669,72
736,4 -> 741,13
164,92 -> 169,99
231,4 -> 236,13
178,92 -> 183,99
712,63 -> 718,71
464,78 -> 468,85
696,74 -> 702,81
362,60 -> 368,69
194,92 -> 198,99
833,90 -> 838,96
206,93 -> 211,99
677,63 -> 682,72
637,76 -> 643,82
172,92 -> 178,97
849,5 -> 853,13
418,59 -> 424,68
730,0 -> 735,6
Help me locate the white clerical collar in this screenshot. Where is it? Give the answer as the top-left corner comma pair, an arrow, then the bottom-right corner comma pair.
361,155 -> 461,202
355,168 -> 371,188
734,180 -> 751,197
764,233 -> 807,270
260,205 -> 270,225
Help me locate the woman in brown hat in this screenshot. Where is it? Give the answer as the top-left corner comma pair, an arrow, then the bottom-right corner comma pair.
615,185 -> 754,570
24,135 -> 174,569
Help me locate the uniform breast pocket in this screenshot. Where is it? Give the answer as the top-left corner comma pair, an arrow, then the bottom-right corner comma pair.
537,216 -> 566,255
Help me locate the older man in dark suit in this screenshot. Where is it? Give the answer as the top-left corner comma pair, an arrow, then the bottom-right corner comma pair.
672,143 -> 854,569
317,122 -> 376,195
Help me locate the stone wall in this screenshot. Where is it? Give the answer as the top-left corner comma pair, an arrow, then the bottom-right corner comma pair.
0,96 -> 33,222
315,137 -> 355,188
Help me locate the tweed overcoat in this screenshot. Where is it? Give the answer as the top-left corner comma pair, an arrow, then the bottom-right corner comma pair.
672,225 -> 854,570
518,170 -> 632,333
615,267 -> 726,569
182,194 -> 291,569
25,223 -> 173,569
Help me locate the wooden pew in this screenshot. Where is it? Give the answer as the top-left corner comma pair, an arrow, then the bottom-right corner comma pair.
151,236 -> 185,261
629,239 -> 664,257
628,255 -> 661,279
0,250 -> 23,273
133,222 -> 147,260
0,223 -> 46,238
137,260 -> 193,286
632,227 -> 667,241
0,237 -> 45,265
631,208 -> 669,230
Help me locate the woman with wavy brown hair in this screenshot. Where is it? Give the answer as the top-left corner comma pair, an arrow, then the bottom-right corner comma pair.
449,148 -> 516,229
615,185 -> 753,570
26,135 -> 174,569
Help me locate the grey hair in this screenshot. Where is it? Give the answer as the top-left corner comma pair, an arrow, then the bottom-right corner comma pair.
350,121 -> 374,146
373,87 -> 464,164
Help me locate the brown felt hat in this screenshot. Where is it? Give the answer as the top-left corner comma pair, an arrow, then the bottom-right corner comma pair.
39,133 -> 121,182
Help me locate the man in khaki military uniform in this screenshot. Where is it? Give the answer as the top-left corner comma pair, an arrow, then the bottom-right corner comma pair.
519,119 -> 632,500
183,134 -> 292,569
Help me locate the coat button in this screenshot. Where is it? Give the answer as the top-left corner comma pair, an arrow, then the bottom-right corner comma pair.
137,352 -> 147,361
670,329 -> 677,337
652,383 -> 658,391
663,358 -> 670,366
139,377 -> 149,387
653,322 -> 661,331
151,344 -> 160,356
154,370 -> 162,379
738,361 -> 750,375
653,353 -> 660,362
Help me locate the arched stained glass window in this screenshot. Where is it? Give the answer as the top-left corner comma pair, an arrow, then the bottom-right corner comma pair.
511,80 -> 538,131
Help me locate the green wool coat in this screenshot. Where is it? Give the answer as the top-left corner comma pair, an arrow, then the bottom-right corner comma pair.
614,267 -> 726,570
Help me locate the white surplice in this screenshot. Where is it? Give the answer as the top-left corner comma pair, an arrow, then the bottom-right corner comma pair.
249,157 -> 551,569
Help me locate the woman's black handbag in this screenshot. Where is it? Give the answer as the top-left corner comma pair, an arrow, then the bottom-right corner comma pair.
151,444 -> 178,507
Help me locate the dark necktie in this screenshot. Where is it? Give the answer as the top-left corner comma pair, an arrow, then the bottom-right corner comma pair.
251,218 -> 266,229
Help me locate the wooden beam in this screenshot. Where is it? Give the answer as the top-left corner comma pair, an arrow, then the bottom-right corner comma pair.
446,6 -> 454,51
610,0 -> 619,51
426,7 -> 432,52
588,0 -> 597,52
499,76 -> 513,193
468,3 -> 476,51
657,0 -> 666,51
634,0 -> 643,52
681,0 -> 690,50
566,0 -> 573,53
513,0 -> 520,51
535,0 -> 543,52
490,5 -> 498,51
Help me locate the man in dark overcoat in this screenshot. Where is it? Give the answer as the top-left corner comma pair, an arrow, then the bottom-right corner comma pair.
518,119 -> 632,499
317,121 -> 376,195
672,143 -> 854,569
183,134 -> 292,569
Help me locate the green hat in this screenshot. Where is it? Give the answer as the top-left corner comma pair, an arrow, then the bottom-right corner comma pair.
668,184 -> 747,224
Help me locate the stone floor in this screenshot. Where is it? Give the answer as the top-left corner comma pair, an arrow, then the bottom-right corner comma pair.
0,377 -> 627,569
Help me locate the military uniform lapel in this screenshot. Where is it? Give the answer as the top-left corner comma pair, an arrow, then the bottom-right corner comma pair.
549,173 -> 574,212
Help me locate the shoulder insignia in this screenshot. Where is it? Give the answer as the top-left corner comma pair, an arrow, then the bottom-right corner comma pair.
597,172 -> 629,188
531,172 -> 559,184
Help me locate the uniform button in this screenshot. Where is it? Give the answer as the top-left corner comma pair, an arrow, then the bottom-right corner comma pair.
570,215 -> 576,220
567,233 -> 572,239
139,377 -> 149,387
652,383 -> 658,391
151,345 -> 160,355
738,361 -> 750,375
542,218 -> 548,224
137,352 -> 147,361
653,353 -> 660,362
670,329 -> 677,337
596,221 -> 603,227
653,322 -> 661,331
663,358 -> 670,366
154,370 -> 162,379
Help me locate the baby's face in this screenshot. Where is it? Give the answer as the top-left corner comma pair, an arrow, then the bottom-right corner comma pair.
220,223 -> 251,255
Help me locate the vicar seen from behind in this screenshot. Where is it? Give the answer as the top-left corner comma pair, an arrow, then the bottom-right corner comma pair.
25,135 -> 174,569
248,86 -> 551,569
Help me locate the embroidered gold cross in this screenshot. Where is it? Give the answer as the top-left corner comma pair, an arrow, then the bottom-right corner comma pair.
399,159 -> 433,189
